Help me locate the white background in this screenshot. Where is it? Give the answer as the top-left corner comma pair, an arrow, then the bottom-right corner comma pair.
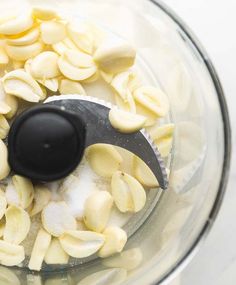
162,0 -> 236,284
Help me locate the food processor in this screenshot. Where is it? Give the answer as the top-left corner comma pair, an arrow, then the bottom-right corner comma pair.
0,0 -> 231,284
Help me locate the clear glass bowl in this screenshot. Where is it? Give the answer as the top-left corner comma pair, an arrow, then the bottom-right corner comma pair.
0,0 -> 231,284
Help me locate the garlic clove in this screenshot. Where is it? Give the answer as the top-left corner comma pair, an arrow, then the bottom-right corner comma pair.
12,175 -> 34,209
44,238 -> 69,265
30,185 -> 51,217
6,27 -> 40,46
59,79 -> 86,95
0,240 -> 25,266
40,21 -> 66,45
5,42 -> 44,61
0,13 -> 33,35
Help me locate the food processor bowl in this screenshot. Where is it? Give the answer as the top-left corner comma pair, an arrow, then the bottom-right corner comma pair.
0,0 -> 231,284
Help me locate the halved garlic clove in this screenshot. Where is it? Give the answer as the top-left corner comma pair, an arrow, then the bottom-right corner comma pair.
148,124 -> 175,158
59,79 -> 86,95
12,175 -> 34,209
133,156 -> 159,188
58,49 -> 97,81
0,265 -> 20,285
40,21 -> 66,45
28,228 -> 51,271
30,51 -> 60,79
41,201 -> 77,237
3,69 -> 46,102
0,240 -> 25,266
109,108 -> 146,134
5,42 -> 44,61
0,47 -> 9,65
111,171 -> 146,213
0,13 -> 33,35
84,191 -> 113,233
94,39 -> 136,73
133,86 -> 169,118
0,101 -> 11,115
67,22 -> 94,54
59,230 -> 105,258
0,139 -> 10,180
98,226 -> 127,258
0,190 -> 7,220
30,185 -> 51,217
44,238 -> 69,265
4,205 -> 31,245
0,114 -> 10,139
6,27 -> 40,46
103,248 -> 143,271
86,144 -> 123,178
4,95 -> 18,119
52,38 -> 79,55
32,6 -> 59,21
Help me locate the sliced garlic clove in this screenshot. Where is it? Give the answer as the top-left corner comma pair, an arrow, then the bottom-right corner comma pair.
4,95 -> 18,119
12,175 -> 34,209
4,205 -> 31,245
0,240 -> 25,266
58,50 -> 97,81
44,238 -> 69,265
40,21 -> 66,45
5,41 -> 44,61
0,139 -> 10,180
114,91 -> 136,114
6,27 -> 40,46
100,71 -> 114,84
28,228 -> 51,271
41,201 -> 77,237
32,6 -> 59,21
148,124 -> 175,158
30,185 -> 51,217
133,86 -> 169,118
3,69 -> 46,102
52,38 -> 79,55
0,13 -> 33,35
98,226 -> 127,258
30,51 -> 60,79
0,101 -> 11,115
86,144 -> 123,178
84,191 -> 113,233
0,265 -> 20,285
109,108 -> 146,134
94,39 -> 136,73
59,79 -> 86,95
0,114 -> 10,139
77,268 -> 127,285
133,156 -> 159,188
0,47 -> 9,65
111,171 -> 146,213
67,22 -> 94,54
59,230 -> 105,258
102,248 -> 143,271
0,190 -> 7,220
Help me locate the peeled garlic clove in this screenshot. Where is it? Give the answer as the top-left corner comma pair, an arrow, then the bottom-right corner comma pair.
59,79 -> 86,95
98,227 -> 127,258
30,185 -> 51,217
103,248 -> 143,271
109,108 -> 146,134
100,71 -> 114,83
38,78 -> 59,92
4,95 -> 18,119
32,6 -> 59,21
0,139 -> 10,180
4,205 -> 31,245
67,22 -> 94,54
111,171 -> 146,213
0,47 -> 9,65
12,175 -> 34,209
28,228 -> 51,271
59,230 -> 105,258
0,190 -> 7,220
133,156 -> 159,188
136,103 -> 157,127
84,191 -> 113,233
44,238 -> 69,265
40,21 -> 66,45
133,86 -> 169,118
115,91 -> 136,114
86,144 -> 123,178
3,69 -> 46,102
6,42 -> 44,61
148,124 -> 175,158
0,101 -> 11,115
42,201 -> 77,237
30,51 -> 60,79
52,38 -> 78,55
0,13 -> 33,35
0,265 -> 20,285
0,115 -> 9,139
94,39 -> 136,73
6,27 -> 39,46
78,268 -> 127,285
0,240 -> 25,266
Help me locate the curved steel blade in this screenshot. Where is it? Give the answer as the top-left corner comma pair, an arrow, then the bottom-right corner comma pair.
45,95 -> 168,190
